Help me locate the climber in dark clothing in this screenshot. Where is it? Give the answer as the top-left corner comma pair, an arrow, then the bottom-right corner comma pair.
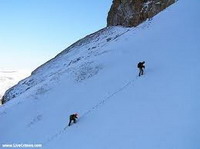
137,61 -> 145,76
68,113 -> 78,126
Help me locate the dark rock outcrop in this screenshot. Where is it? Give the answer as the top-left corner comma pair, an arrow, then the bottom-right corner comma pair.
1,96 -> 5,105
107,0 -> 176,27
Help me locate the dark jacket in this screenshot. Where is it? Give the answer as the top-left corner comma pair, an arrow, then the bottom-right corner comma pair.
137,62 -> 145,69
70,114 -> 78,120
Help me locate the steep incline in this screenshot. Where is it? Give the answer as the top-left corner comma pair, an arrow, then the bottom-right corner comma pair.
1,1 -> 200,149
2,27 -> 129,103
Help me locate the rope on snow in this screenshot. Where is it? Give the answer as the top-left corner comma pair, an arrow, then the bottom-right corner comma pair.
43,76 -> 138,146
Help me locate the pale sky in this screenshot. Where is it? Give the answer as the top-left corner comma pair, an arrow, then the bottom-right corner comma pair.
0,0 -> 112,71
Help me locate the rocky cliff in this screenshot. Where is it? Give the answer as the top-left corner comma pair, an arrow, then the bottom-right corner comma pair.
107,0 -> 176,27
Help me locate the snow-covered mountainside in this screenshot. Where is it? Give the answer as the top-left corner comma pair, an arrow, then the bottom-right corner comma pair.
0,70 -> 30,102
1,0 -> 200,149
2,27 -> 129,103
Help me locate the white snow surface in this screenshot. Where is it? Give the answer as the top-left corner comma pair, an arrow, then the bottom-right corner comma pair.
0,1 -> 200,148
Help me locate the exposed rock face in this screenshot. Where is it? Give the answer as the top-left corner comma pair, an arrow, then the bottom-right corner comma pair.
107,0 -> 176,27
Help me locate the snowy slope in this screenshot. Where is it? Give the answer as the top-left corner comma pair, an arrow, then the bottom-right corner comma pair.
2,27 -> 129,103
0,0 -> 200,149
